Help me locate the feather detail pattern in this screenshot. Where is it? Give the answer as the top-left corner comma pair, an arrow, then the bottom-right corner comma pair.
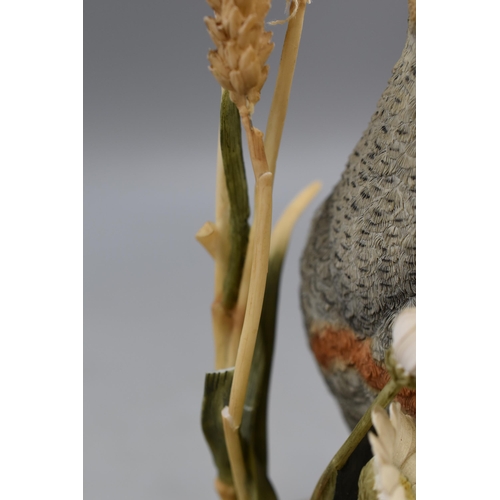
300,20 -> 416,428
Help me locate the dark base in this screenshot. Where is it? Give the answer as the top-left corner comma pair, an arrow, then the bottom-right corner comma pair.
333,433 -> 373,500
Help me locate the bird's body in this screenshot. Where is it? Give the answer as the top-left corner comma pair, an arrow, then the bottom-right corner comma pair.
300,15 -> 416,429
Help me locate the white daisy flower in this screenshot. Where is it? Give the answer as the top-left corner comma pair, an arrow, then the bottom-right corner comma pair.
368,402 -> 416,500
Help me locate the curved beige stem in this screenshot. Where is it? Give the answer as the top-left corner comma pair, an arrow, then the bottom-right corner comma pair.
264,0 -> 308,178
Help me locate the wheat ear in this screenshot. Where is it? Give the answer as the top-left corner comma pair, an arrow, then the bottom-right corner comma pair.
204,1 -> 310,498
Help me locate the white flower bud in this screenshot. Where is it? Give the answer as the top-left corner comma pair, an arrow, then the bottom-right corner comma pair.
392,307 -> 416,377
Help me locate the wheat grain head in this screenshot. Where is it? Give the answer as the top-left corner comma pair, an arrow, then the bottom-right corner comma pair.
205,0 -> 274,113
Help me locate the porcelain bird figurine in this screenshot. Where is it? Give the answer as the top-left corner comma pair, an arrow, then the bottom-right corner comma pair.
300,2 -> 416,429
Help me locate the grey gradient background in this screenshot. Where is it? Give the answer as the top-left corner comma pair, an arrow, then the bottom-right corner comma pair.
84,1 -> 408,498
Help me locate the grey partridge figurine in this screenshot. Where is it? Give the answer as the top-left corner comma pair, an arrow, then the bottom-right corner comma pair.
300,3 -> 416,429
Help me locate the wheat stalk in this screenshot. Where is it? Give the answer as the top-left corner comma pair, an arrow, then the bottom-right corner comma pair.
202,0 -> 276,373
203,1 -> 309,498
205,3 -> 277,497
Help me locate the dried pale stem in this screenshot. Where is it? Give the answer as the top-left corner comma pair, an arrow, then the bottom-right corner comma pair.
225,111 -> 271,368
228,169 -> 273,426
214,478 -> 237,500
270,181 -> 322,258
224,0 -> 309,368
196,221 -> 218,259
240,112 -> 270,178
223,179 -> 320,500
222,407 -> 249,500
211,301 -> 234,371
212,1 -> 309,492
264,0 -> 308,178
222,168 -> 272,500
223,115 -> 273,500
227,232 -> 254,366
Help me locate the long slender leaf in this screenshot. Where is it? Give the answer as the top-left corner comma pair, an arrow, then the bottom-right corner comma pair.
220,90 -> 250,310
201,368 -> 235,486
201,251 -> 285,499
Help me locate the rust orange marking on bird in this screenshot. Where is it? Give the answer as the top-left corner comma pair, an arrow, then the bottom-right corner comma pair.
310,325 -> 416,417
